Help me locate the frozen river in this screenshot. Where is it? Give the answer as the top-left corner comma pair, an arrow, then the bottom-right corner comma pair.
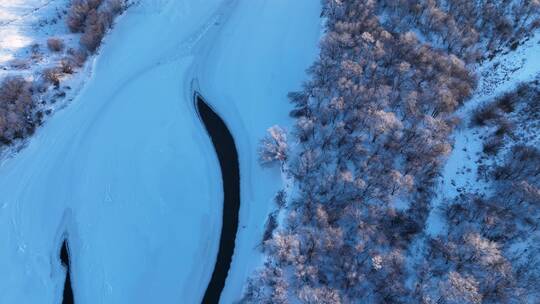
0,0 -> 320,303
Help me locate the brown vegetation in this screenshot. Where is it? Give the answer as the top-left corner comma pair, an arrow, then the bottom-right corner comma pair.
42,67 -> 62,88
66,0 -> 102,33
47,38 -> 65,52
66,0 -> 125,53
60,59 -> 75,74
0,77 -> 36,144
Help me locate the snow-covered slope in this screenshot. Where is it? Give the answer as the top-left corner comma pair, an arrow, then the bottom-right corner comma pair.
0,0 -> 321,303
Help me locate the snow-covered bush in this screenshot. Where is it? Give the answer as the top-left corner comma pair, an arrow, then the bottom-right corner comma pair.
80,9 -> 106,52
472,104 -> 502,126
60,59 -> 75,75
42,67 -> 62,87
47,38 -> 65,52
66,0 -> 125,53
67,0 -> 97,33
0,77 -> 36,144
482,136 -> 504,155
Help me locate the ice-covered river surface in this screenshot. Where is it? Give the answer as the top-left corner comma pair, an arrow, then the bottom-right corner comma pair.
0,0 -> 320,303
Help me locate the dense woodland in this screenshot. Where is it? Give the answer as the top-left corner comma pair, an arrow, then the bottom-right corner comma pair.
246,0 -> 540,303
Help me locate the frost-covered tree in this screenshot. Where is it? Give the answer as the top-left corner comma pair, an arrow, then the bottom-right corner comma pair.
258,126 -> 288,167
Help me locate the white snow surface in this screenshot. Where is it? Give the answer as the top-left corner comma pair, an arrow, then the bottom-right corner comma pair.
0,0 -> 321,303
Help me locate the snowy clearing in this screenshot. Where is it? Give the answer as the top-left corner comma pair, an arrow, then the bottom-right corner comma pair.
427,31 -> 540,236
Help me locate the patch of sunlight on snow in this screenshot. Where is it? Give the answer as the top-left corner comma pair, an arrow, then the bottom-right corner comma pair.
0,28 -> 33,65
0,53 -> 15,63
0,0 -> 49,65
0,0 -> 47,22
0,10 -> 18,23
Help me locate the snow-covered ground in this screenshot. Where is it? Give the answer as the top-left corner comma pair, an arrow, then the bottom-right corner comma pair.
0,0 -> 321,303
0,0 -> 77,75
426,32 -> 540,236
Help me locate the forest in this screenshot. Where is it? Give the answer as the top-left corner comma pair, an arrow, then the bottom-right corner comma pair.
245,0 -> 540,303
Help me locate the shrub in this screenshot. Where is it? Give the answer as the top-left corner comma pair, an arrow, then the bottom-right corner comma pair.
0,77 -> 36,144
494,119 -> 514,137
262,212 -> 278,245
66,0 -> 104,33
106,0 -> 124,15
47,38 -> 65,52
80,10 -> 106,53
531,18 -> 540,31
274,190 -> 287,208
67,0 -> 91,32
67,48 -> 88,67
495,92 -> 517,113
99,0 -> 124,28
516,82 -> 533,98
0,77 -> 27,102
42,67 -> 62,87
471,104 -> 501,126
483,136 -> 504,155
70,0 -> 124,53
60,59 -> 75,74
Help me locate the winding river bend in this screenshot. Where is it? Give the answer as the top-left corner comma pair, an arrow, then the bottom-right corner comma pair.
195,94 -> 241,304
60,240 -> 74,304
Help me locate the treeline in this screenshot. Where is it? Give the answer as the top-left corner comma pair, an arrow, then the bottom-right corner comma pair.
243,0 -> 539,303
